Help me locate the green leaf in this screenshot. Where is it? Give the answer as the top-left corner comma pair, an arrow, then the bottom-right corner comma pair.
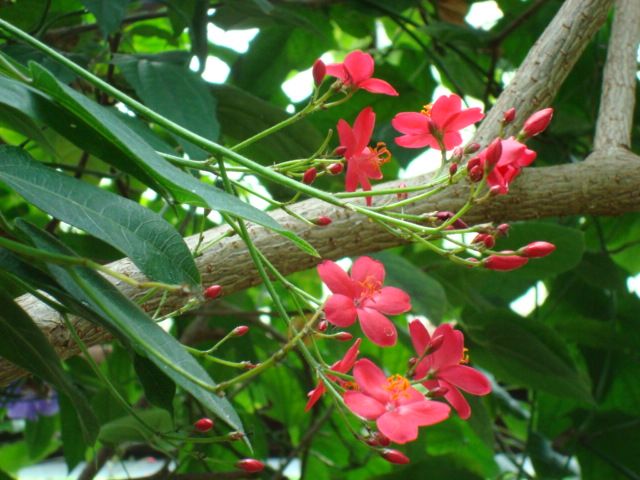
17,221 -> 246,435
99,408 -> 173,445
134,354 -> 176,415
0,146 -> 200,287
528,432 -> 576,479
25,416 -> 58,460
82,0 -> 130,36
25,64 -> 317,256
0,289 -> 99,446
464,309 -> 593,403
58,393 -> 86,470
119,59 -> 219,159
373,251 -> 448,323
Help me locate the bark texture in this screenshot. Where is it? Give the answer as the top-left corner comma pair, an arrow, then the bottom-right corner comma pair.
1,0 -> 632,385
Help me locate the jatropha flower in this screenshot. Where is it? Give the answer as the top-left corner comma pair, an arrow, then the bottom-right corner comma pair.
481,137 -> 537,195
326,50 -> 398,96
337,107 -> 392,206
409,321 -> 491,419
305,339 -> 362,411
317,256 -> 411,347
392,94 -> 484,150
343,359 -> 451,444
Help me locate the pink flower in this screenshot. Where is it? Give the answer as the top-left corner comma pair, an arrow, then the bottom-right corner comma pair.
337,107 -> 391,206
343,359 -> 450,444
318,256 -> 411,347
392,94 -> 484,151
326,50 -> 398,96
305,339 -> 362,411
482,137 -> 536,194
521,107 -> 553,138
409,321 -> 491,419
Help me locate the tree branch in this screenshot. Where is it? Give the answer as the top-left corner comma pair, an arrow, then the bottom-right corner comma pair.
0,0 -> 623,384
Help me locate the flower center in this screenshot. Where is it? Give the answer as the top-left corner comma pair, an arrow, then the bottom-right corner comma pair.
460,347 -> 470,365
373,142 -> 392,166
339,380 -> 359,391
384,374 -> 411,401
421,103 -> 433,117
358,275 -> 382,302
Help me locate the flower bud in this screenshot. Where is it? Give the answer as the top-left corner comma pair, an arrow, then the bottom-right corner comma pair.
366,431 -> 391,447
464,142 -> 481,154
232,325 -> 249,337
428,334 -> 445,353
468,165 -> 483,182
227,431 -> 244,441
451,147 -> 463,161
502,107 -> 516,125
519,241 -> 556,258
449,162 -> 458,176
522,107 -> 553,138
236,458 -> 265,473
397,183 -> 408,200
428,386 -> 449,398
381,449 -> 410,465
467,156 -> 481,171
472,233 -> 495,249
484,254 -> 528,271
303,167 -> 317,185
407,357 -> 417,367
314,216 -> 332,226
312,59 -> 326,86
484,138 -> 503,167
334,332 -> 353,342
334,145 -> 348,156
489,185 -> 502,196
317,320 -> 328,332
194,417 -> 214,432
436,211 -> 454,221
204,284 -> 222,300
497,223 -> 510,237
453,218 -> 469,229
327,162 -> 344,175
243,362 -> 258,370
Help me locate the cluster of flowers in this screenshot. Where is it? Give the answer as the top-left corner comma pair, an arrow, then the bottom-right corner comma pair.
303,256 -> 491,464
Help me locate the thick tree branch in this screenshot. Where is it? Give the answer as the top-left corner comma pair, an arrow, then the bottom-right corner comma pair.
593,0 -> 640,150
0,0 -> 623,384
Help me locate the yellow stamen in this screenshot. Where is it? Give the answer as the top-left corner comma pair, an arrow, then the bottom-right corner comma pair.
374,142 -> 392,165
421,103 -> 433,117
460,347 -> 470,364
384,374 -> 411,400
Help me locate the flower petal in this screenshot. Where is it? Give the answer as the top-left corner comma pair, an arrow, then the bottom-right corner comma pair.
396,398 -> 451,426
409,319 -> 431,356
352,107 -> 375,154
343,391 -> 386,419
376,410 -> 420,444
305,383 -> 325,411
359,78 -> 399,96
344,50 -> 374,85
317,260 -> 355,297
438,365 -> 491,395
337,119 -> 356,157
358,307 -> 397,347
345,158 -> 360,192
431,324 -> 464,369
392,112 -> 430,135
440,379 -> 472,419
351,256 -> 385,283
441,130 -> 463,150
334,338 -> 362,373
395,134 -> 435,149
352,358 -> 390,403
325,63 -> 348,82
430,94 -> 462,129
444,108 -> 484,131
324,294 -> 357,327
370,286 -> 411,315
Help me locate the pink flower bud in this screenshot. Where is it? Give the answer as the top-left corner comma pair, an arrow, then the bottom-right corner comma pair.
303,167 -> 317,185
381,449 -> 410,465
407,357 -> 417,367
428,386 -> 449,398
204,284 -> 222,300
497,223 -> 510,237
468,165 -> 483,182
194,417 -> 214,432
397,183 -> 408,200
232,325 -> 249,337
484,254 -> 528,271
503,107 -> 516,124
312,59 -> 326,86
522,107 -> 553,137
314,216 -> 332,226
436,211 -> 454,221
472,233 -> 495,249
464,142 -> 481,154
366,431 -> 391,447
449,162 -> 458,176
520,241 -> 556,258
227,431 -> 244,441
327,162 -> 344,175
489,185 -> 502,196
243,362 -> 258,370
467,156 -> 481,171
334,145 -> 348,156
428,334 -> 444,352
236,458 -> 265,473
484,138 -> 503,167
334,332 -> 353,342
317,320 -> 328,332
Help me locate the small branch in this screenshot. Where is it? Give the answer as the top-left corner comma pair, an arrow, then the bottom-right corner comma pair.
593,0 -> 640,151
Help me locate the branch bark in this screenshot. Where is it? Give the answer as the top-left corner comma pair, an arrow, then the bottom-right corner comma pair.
1,0 -> 625,384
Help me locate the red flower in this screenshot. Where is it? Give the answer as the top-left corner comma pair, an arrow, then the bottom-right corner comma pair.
484,253 -> 528,271
326,50 -> 398,96
409,321 -> 491,419
305,339 -> 361,411
392,94 -> 484,151
482,137 -> 536,194
521,107 -> 553,138
337,107 -> 391,206
317,256 -> 411,347
343,359 -> 450,444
